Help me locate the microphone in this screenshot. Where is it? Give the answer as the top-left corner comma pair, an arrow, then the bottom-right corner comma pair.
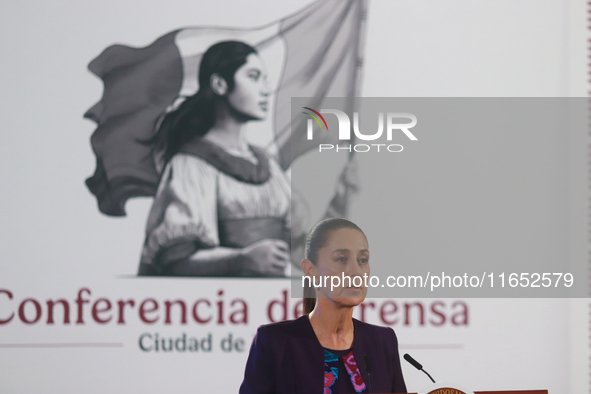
403,353 -> 435,383
363,355 -> 374,393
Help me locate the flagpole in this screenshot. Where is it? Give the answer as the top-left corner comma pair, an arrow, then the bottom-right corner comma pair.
343,0 -> 369,218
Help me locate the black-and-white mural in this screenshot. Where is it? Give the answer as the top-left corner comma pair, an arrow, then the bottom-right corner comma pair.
84,0 -> 366,277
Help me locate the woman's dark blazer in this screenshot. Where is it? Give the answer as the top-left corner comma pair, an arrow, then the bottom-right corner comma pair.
239,315 -> 407,394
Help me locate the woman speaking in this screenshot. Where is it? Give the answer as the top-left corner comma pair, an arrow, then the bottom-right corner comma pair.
240,218 -> 407,393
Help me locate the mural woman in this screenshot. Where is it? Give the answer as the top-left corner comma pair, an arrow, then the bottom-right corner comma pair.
138,41 -> 292,277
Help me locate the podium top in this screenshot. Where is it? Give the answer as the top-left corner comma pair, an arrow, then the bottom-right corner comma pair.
404,391 -> 548,394
475,391 -> 548,394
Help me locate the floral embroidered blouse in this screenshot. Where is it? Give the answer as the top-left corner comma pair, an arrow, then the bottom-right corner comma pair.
324,348 -> 367,394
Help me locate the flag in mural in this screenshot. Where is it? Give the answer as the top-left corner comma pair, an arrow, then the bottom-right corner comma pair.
85,0 -> 367,217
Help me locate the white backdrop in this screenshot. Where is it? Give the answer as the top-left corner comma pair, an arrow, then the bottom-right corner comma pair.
0,0 -> 588,393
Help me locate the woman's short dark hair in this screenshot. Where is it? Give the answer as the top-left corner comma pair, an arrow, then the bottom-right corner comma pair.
302,217 -> 366,315
152,40 -> 257,163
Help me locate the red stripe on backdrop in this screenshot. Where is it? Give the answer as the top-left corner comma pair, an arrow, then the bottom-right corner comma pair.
0,343 -> 124,348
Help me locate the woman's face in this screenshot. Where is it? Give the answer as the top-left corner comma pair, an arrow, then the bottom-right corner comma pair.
313,228 -> 370,308
226,53 -> 270,120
